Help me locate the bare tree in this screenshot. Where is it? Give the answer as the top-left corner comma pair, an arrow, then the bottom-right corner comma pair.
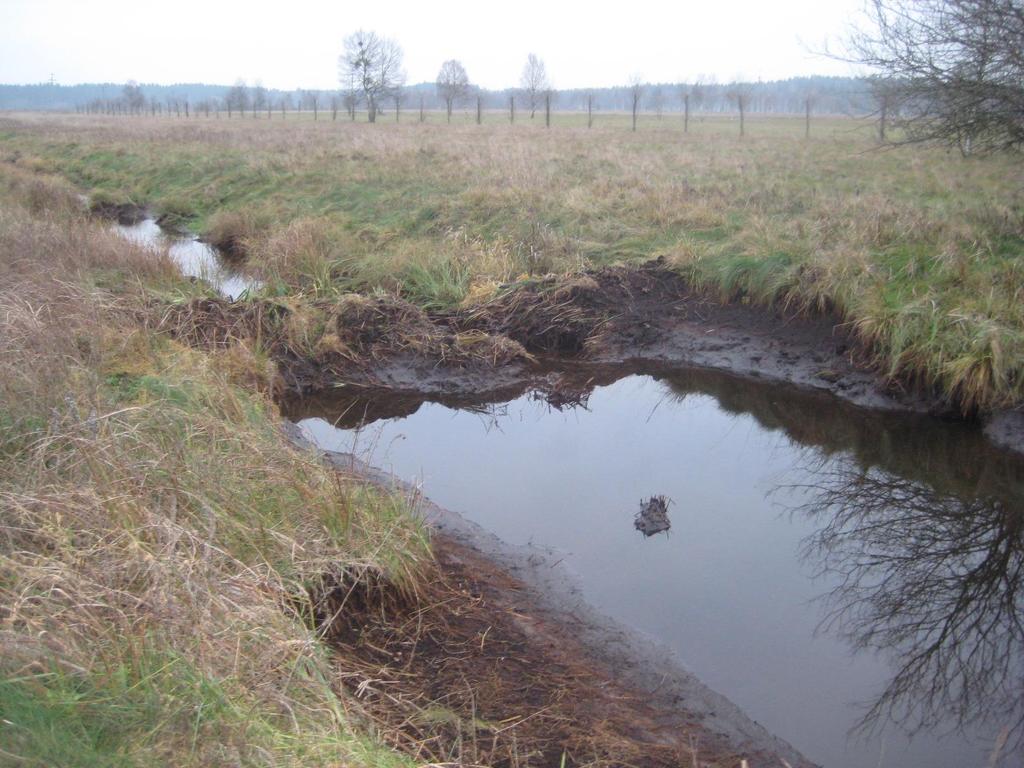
343,88 -> 358,121
845,0 -> 1024,155
871,77 -> 896,142
679,84 -> 692,133
693,77 -> 708,114
651,85 -> 665,119
393,87 -> 404,122
341,71 -> 359,120
436,59 -> 470,123
804,90 -> 817,138
225,79 -> 249,118
252,81 -> 268,118
727,81 -> 753,136
339,30 -> 404,123
520,53 -> 550,119
628,77 -> 644,132
302,90 -> 320,120
122,80 -> 145,114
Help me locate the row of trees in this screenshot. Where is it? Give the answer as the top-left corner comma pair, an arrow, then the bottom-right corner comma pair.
344,34 -> 840,135
82,74 -> 846,136
336,1 -> 1024,153
80,79 -> 349,120
79,1 -> 1024,154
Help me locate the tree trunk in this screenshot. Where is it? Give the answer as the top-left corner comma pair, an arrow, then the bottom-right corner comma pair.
509,95 -> 515,124
545,93 -> 550,128
476,96 -> 482,125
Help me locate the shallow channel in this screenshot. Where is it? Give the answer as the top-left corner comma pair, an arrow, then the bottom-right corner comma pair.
116,217 -> 256,299
287,366 -> 1023,768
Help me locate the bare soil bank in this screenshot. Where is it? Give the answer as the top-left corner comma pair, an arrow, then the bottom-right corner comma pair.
285,425 -> 815,768
156,258 -> 1024,453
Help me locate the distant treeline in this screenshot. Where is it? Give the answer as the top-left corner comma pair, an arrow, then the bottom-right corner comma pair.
1,76 -> 872,116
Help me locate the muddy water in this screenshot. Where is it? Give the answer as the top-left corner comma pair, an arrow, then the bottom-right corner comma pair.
116,218 -> 256,299
288,367 -> 1022,768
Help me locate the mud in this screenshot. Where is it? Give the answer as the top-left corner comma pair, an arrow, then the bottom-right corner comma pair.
90,199 -> 147,225
157,260 -> 946,409
155,256 -> 1024,453
285,423 -> 815,768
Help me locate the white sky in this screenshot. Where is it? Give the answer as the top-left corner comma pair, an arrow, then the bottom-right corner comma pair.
1,0 -> 864,90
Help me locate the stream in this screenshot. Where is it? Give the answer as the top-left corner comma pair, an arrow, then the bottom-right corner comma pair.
115,217 -> 257,299
286,367 -> 1023,768
113,218 -> 1022,767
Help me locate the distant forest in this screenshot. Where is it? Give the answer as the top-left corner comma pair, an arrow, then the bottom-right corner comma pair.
0,76 -> 873,116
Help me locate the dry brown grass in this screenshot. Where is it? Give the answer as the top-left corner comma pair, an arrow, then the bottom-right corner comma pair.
0,170 -> 428,767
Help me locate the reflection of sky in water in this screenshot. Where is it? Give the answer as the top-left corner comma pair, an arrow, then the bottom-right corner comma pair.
116,219 -> 256,299
299,374 -> 1007,768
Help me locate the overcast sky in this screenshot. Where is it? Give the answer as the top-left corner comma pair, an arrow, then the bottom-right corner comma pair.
1,0 -> 865,90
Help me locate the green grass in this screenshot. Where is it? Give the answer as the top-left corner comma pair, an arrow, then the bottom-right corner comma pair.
3,112 -> 1023,410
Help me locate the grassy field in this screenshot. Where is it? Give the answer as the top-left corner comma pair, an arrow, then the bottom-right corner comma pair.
2,111 -> 1023,410
0,166 -> 430,766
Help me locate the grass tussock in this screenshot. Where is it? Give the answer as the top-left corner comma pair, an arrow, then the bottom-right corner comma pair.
0,170 -> 427,767
203,208 -> 269,260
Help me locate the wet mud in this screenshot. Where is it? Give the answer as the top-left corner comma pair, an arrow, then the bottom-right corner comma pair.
156,258 -> 1021,442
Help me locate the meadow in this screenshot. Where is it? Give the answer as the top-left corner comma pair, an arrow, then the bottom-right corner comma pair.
2,109 -> 1022,411
1,110 -> 1023,766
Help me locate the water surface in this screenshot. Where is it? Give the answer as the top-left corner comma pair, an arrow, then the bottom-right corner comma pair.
289,367 -> 1022,768
116,218 -> 256,299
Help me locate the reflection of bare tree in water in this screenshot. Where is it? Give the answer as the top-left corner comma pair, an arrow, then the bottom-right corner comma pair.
793,460 -> 1023,760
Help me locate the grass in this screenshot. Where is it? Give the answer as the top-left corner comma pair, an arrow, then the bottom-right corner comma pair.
0,167 -> 426,766
2,111 -> 1023,410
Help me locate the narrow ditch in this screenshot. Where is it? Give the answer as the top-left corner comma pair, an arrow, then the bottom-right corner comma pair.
112,215 -> 1024,767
